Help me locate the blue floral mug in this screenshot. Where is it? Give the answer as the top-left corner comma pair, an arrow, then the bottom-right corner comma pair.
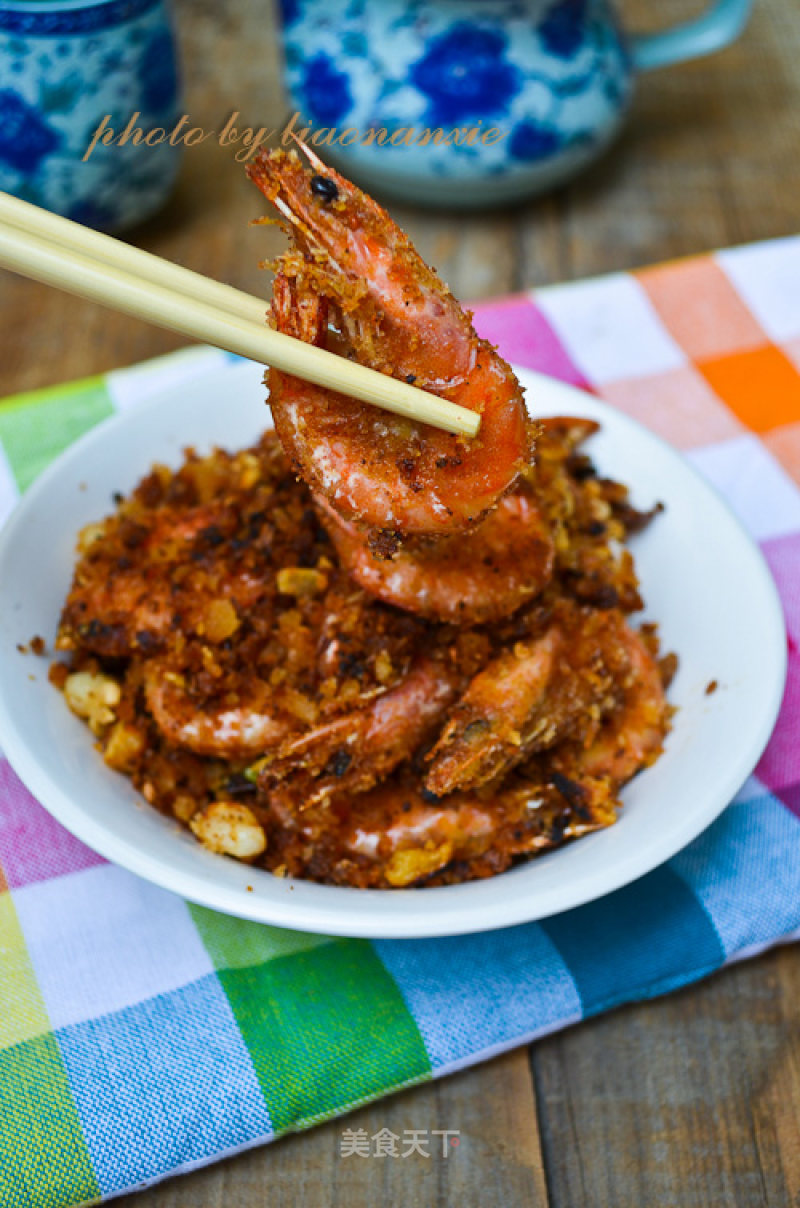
0,0 -> 182,229
276,0 -> 753,206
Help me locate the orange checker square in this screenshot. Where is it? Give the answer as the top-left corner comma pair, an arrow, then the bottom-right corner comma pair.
697,345 -> 800,433
637,257 -> 767,361
595,365 -> 745,450
764,421 -> 800,485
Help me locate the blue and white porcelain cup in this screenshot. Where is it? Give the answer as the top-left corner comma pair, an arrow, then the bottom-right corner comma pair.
0,0 -> 182,229
276,0 -> 753,207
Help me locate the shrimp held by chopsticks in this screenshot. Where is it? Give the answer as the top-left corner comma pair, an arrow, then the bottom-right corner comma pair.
247,144 -> 530,536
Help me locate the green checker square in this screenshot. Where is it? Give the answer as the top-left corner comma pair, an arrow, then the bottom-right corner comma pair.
0,1033 -> 98,1208
0,377 -> 113,493
219,940 -> 431,1133
189,903 -> 333,970
0,894 -> 52,1049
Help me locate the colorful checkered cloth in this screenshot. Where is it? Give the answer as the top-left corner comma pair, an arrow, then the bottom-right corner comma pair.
2,238 -> 800,1207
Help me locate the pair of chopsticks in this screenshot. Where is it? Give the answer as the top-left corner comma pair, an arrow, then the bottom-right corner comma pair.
0,192 -> 480,439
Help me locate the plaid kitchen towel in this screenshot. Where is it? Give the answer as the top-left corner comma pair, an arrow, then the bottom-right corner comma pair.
2,238 -> 800,1206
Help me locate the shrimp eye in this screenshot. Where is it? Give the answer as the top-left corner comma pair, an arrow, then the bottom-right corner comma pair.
311,174 -> 339,203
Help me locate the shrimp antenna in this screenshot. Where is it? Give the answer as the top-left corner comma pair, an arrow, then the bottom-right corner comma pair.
290,135 -> 330,175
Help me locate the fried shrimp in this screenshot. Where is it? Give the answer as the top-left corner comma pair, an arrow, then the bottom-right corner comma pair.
57,502 -> 264,657
424,604 -> 635,797
54,417 -> 673,887
248,144 -> 529,535
314,486 -> 554,624
267,766 -> 617,889
144,668 -> 291,760
557,625 -> 671,787
53,155 -> 676,891
260,656 -> 459,811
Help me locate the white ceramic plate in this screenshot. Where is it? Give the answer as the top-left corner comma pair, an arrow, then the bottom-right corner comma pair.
0,362 -> 786,937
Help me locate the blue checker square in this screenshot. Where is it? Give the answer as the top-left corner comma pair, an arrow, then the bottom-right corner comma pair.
670,792 -> 800,958
540,865 -> 726,1014
374,923 -> 582,1070
56,973 -> 273,1196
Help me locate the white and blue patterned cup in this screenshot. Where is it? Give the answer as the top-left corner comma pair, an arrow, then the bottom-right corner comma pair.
0,0 -> 182,229
276,0 -> 753,207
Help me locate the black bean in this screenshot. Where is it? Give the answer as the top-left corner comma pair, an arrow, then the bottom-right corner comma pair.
198,524 -> 224,547
338,652 -> 366,679
328,749 -> 352,778
222,773 -> 257,798
83,618 -> 115,641
591,585 -> 620,609
566,454 -> 597,481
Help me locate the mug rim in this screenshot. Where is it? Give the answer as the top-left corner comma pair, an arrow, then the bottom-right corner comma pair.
0,0 -> 164,30
1,0 -> 144,10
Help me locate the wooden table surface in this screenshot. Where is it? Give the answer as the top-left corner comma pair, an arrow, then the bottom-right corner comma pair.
3,1 -> 799,1203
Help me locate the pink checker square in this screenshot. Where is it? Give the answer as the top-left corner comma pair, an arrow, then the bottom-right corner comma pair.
755,646 -> 800,795
764,422 -> 800,486
472,297 -> 589,387
595,365 -> 745,450
773,782 -> 800,822
761,532 -> 800,648
637,257 -> 767,362
0,759 -> 106,888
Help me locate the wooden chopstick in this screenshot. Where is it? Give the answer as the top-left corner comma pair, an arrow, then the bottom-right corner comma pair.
0,191 -> 267,326
0,192 -> 481,439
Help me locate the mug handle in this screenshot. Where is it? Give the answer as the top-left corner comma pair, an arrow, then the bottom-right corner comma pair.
630,0 -> 753,72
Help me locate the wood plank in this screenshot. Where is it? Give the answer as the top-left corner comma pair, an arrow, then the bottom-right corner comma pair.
531,946 -> 800,1207
393,208 -> 518,303
118,1050 -> 548,1208
524,4 -> 800,1202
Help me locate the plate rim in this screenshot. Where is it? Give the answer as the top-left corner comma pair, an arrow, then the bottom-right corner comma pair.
0,362 -> 788,937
